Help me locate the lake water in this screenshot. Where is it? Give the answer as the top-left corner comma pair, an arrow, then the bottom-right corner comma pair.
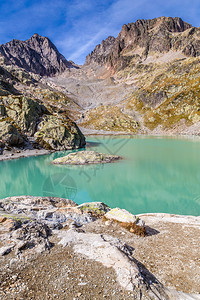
0,135 -> 200,216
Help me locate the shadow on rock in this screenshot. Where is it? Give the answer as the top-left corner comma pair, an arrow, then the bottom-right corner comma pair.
145,225 -> 160,236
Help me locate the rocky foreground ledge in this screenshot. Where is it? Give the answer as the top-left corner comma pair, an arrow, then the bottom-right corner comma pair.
0,196 -> 199,299
52,150 -> 122,165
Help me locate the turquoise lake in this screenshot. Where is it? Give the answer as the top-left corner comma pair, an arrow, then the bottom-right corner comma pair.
0,135 -> 200,216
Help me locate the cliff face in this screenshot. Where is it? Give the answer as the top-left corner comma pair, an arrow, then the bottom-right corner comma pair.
85,36 -> 116,65
0,34 -> 74,76
85,17 -> 199,70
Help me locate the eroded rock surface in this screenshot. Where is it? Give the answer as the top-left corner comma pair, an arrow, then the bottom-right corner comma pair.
0,95 -> 85,152
36,114 -> 85,150
78,202 -> 111,215
0,196 -> 199,299
58,229 -> 169,299
0,120 -> 24,146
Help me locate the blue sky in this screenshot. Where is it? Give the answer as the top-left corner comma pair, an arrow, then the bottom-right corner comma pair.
0,0 -> 200,64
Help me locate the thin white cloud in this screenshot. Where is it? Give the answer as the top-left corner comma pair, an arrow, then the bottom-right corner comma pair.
1,0 -> 200,64
58,0 -> 200,64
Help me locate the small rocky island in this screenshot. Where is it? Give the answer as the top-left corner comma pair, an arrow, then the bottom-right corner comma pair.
52,150 -> 122,165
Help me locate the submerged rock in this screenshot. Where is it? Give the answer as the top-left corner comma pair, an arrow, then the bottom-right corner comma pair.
52,150 -> 122,165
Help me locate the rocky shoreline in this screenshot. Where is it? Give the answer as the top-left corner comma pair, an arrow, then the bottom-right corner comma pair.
0,196 -> 199,299
1,133 -> 200,163
0,148 -> 52,161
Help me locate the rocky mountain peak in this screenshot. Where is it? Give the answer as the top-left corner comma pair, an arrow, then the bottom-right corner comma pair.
0,34 -> 74,76
85,36 -> 116,65
85,17 -> 196,71
129,17 -> 192,33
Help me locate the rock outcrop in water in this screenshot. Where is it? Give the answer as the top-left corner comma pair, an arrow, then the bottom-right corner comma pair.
52,150 -> 121,165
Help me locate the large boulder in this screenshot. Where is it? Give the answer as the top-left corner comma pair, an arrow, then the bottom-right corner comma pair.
105,208 -> 146,235
1,96 -> 86,151
105,208 -> 139,223
3,96 -> 47,135
35,115 -> 85,150
0,120 -> 24,146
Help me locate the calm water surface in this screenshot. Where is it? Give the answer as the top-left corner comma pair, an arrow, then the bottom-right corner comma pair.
0,136 -> 200,216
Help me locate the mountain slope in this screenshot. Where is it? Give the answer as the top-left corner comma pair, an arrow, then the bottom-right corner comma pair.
0,61 -> 85,155
74,17 -> 200,135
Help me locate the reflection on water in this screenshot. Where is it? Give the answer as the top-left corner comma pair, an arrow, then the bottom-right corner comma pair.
0,136 -> 200,216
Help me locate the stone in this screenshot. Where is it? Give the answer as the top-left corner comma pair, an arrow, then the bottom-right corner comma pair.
58,230 -> 168,298
0,216 -> 7,223
11,221 -> 52,253
0,246 -> 12,256
0,141 -> 5,154
105,208 -> 138,223
0,121 -> 24,146
105,208 -> 146,236
78,202 -> 110,215
0,196 -> 94,229
52,150 -> 121,165
85,36 -> 116,65
1,218 -> 21,231
35,115 -> 85,150
63,212 -> 95,227
2,96 -> 48,136
0,95 -> 85,151
86,17 -> 192,70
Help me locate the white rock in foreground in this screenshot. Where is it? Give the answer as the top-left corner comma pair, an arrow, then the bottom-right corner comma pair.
58,229 -> 168,298
58,229 -> 198,299
105,207 -> 142,224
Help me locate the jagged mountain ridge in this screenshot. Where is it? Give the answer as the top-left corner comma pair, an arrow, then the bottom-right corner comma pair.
2,16 -> 200,138
0,34 -> 75,76
72,17 -> 200,135
85,17 -> 200,70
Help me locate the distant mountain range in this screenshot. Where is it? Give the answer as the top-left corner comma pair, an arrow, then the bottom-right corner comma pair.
1,16 -> 200,144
